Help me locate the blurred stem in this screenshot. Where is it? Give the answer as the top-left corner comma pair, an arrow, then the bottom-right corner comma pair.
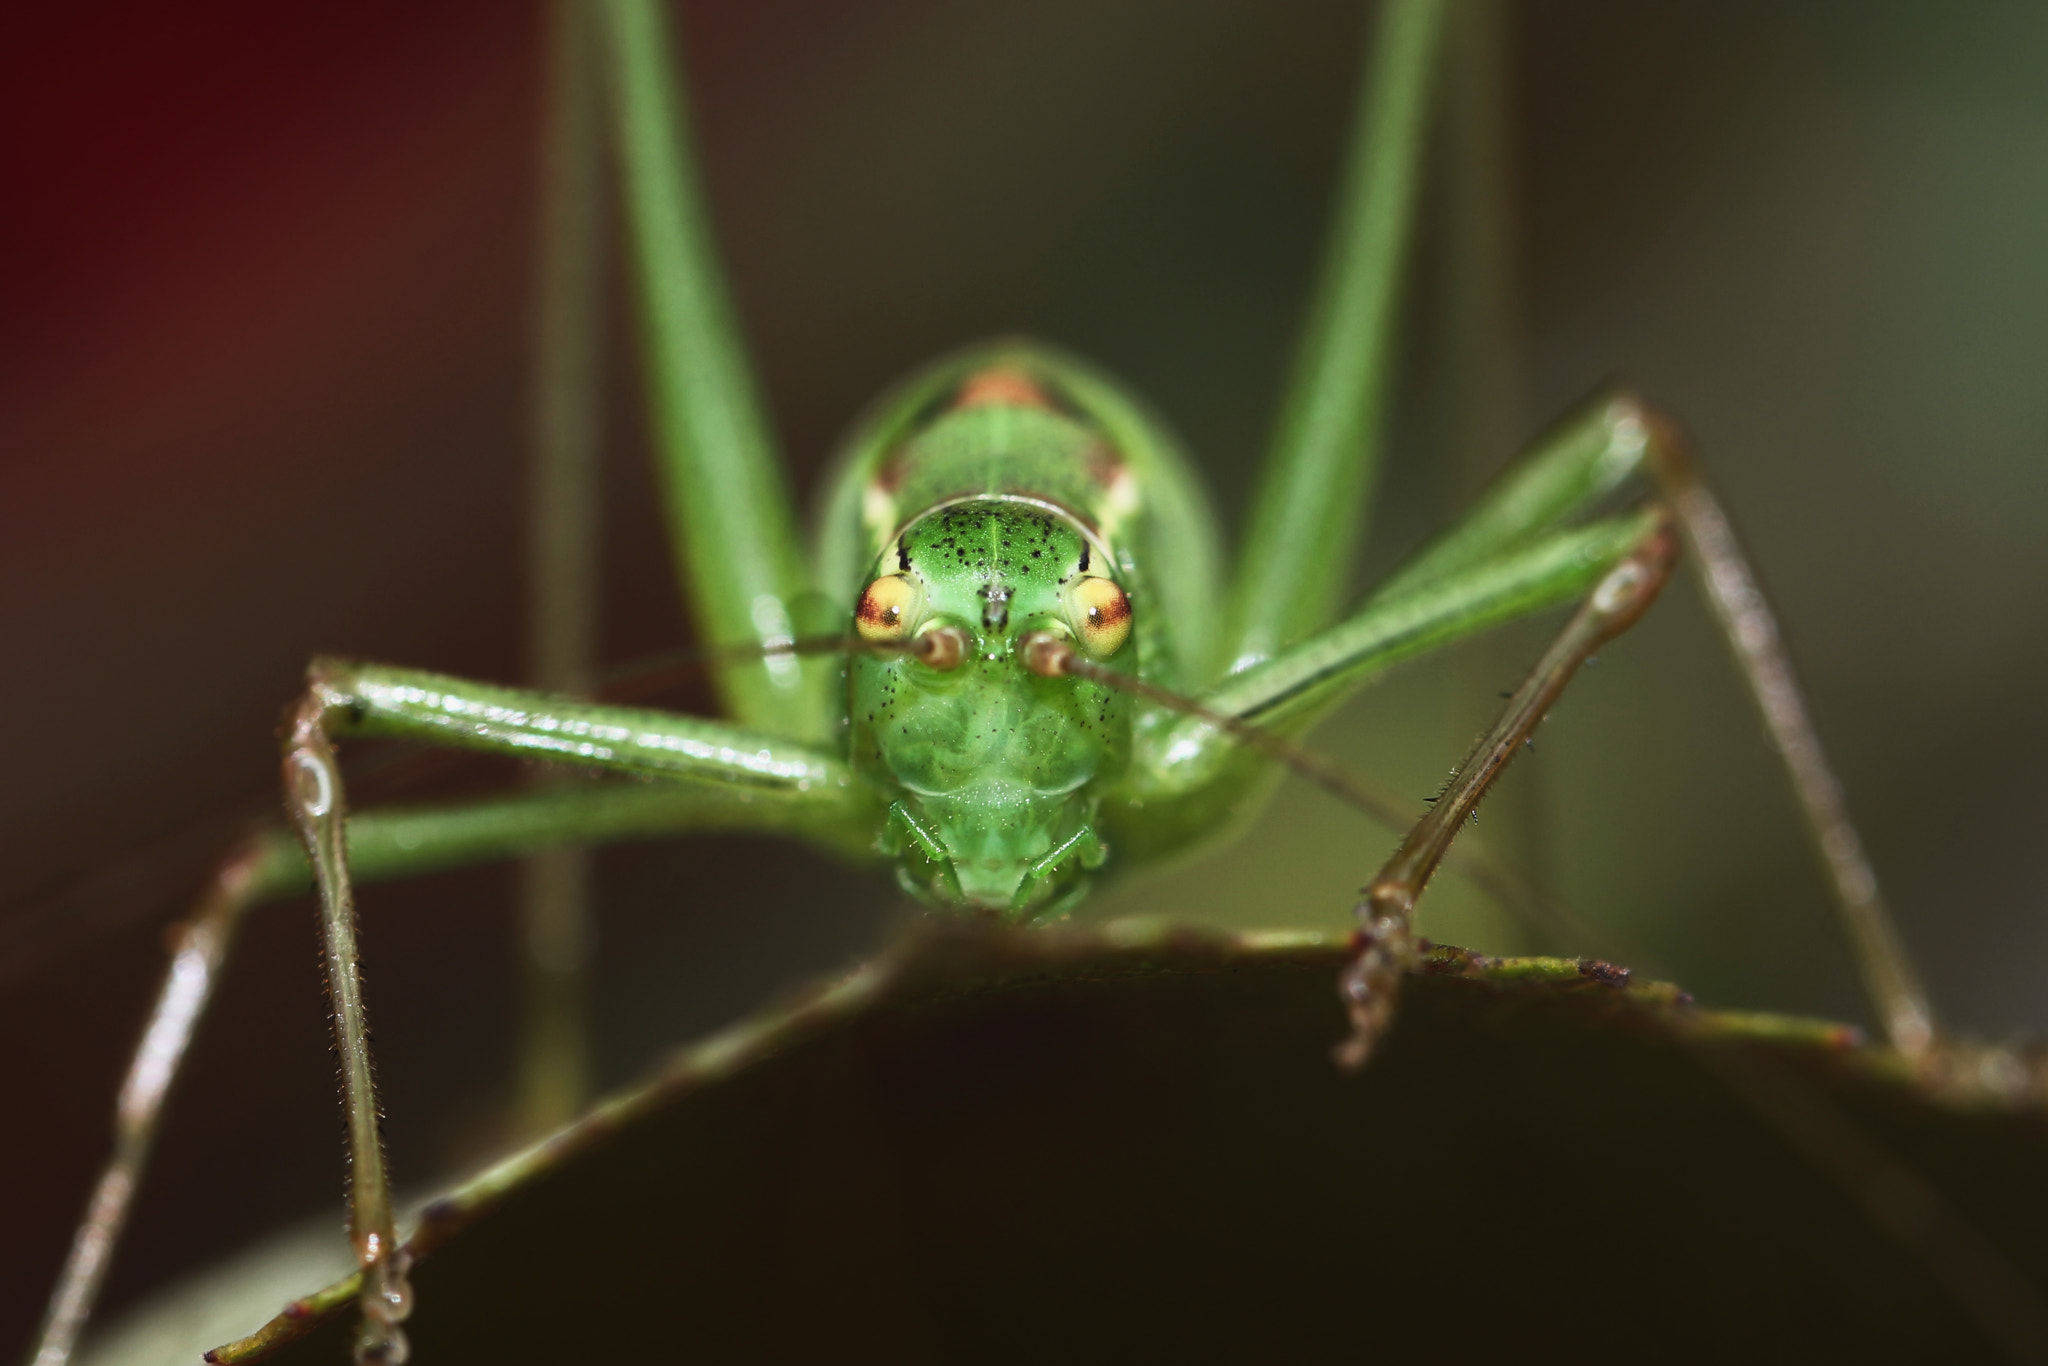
519,0 -> 605,1137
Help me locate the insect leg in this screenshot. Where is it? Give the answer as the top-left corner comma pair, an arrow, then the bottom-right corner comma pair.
27,689 -> 866,1365
24,838 -> 274,1366
1392,386 -> 1938,1056
283,697 -> 410,1366
1638,410 -> 1935,1058
1111,508 -> 1656,873
595,0 -> 827,742
1222,0 -> 1451,671
1154,378 -> 1930,1060
1336,518 -> 1679,1066
1164,388 -> 1670,775
42,766 -> 800,1360
1377,386 -> 1932,1055
520,0 -> 606,1137
278,660 -> 863,1365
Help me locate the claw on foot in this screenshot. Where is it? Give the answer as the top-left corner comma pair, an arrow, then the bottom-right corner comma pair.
1334,909 -> 1415,1071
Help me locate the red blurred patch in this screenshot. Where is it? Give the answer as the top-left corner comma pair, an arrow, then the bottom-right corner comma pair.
0,2 -> 530,580
953,366 -> 1054,412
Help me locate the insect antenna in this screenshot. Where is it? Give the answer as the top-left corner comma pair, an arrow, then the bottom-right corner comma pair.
1020,633 -> 1592,949
0,634 -> 870,993
0,813 -> 264,997
587,633 -> 862,704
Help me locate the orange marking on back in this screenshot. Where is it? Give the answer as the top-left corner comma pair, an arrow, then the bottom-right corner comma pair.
953,367 -> 1055,411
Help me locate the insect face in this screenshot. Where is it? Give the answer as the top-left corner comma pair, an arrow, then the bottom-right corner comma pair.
848,503 -> 1134,919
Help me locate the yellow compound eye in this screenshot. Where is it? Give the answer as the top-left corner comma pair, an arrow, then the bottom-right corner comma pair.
1062,575 -> 1132,657
855,574 -> 923,642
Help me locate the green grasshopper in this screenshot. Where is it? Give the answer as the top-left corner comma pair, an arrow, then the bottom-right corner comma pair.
27,2 -> 1960,1362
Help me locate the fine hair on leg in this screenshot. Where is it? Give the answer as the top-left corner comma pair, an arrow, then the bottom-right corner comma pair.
1335,519 -> 1679,1068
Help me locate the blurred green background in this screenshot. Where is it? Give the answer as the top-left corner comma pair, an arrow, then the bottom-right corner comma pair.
5,0 -> 2047,1349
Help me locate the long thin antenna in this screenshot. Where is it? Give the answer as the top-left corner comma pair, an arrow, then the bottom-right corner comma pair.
1026,635 -> 1593,948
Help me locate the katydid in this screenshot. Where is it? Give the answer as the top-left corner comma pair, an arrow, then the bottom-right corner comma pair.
23,0 -> 2016,1362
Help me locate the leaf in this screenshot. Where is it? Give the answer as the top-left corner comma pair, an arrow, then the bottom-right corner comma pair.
106,922 -> 2048,1363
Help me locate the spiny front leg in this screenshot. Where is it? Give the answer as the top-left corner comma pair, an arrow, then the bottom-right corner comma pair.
284,689 -> 411,1366
1335,520 -> 1679,1069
